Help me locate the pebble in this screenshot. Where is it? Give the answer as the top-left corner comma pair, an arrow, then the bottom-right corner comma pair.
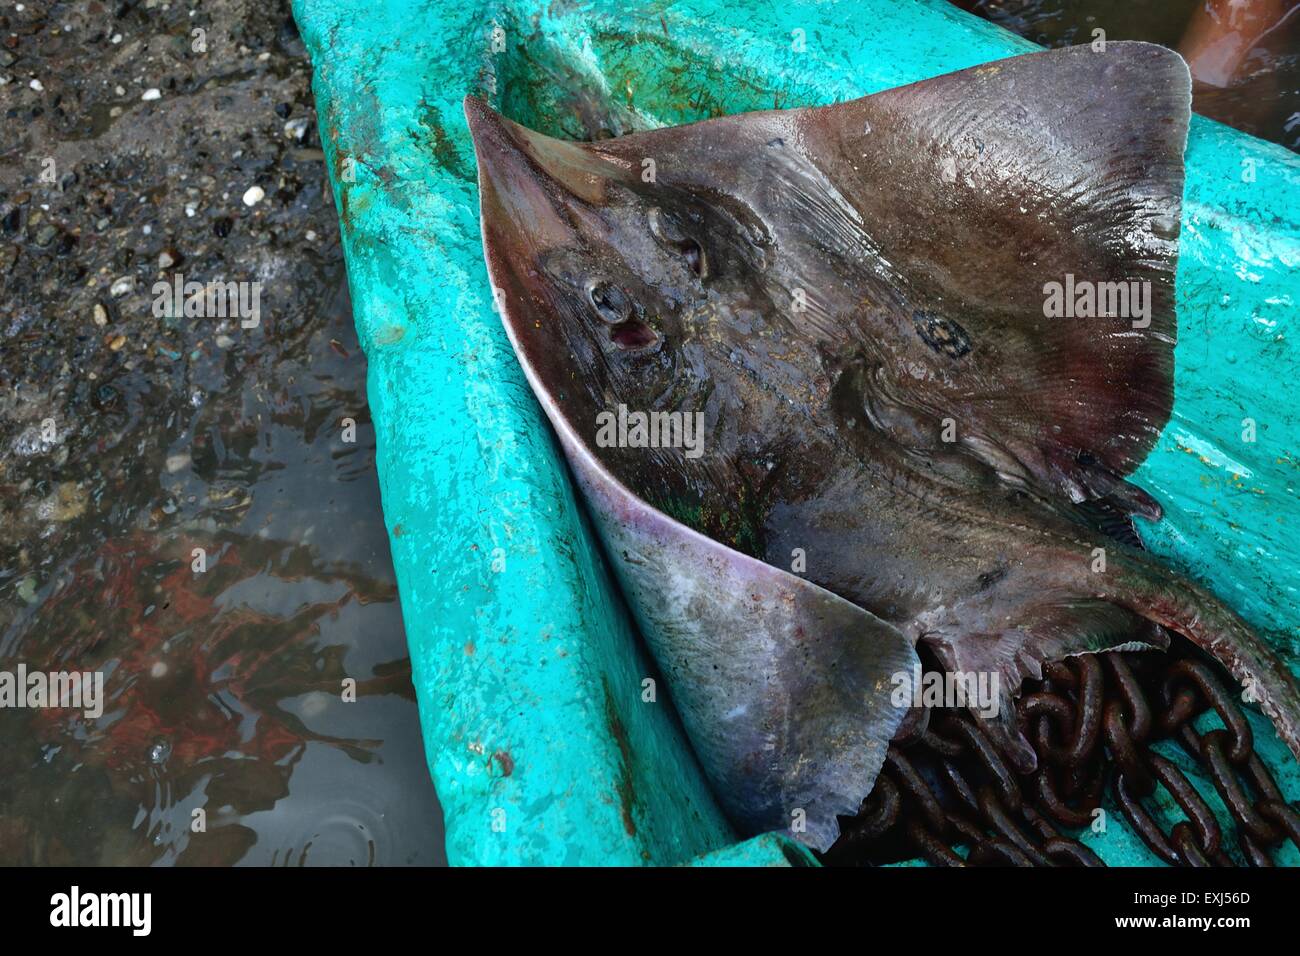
16,578 -> 38,604
141,88 -> 161,101
108,334 -> 127,351
215,334 -> 235,349
148,739 -> 171,765
158,248 -> 176,269
242,185 -> 265,207
46,481 -> 87,522
284,117 -> 309,140
109,275 -> 134,297
92,303 -> 109,326
29,78 -> 44,92
34,224 -> 57,247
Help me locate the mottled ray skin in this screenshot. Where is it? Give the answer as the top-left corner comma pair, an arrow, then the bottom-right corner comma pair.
465,42 -> 1300,845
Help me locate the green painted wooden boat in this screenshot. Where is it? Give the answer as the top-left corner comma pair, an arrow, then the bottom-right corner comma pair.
291,0 -> 1300,865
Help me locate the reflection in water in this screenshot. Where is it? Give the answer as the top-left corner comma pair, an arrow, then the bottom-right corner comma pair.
0,276 -> 444,866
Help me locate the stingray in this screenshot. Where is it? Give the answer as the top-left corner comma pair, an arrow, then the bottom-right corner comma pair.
464,42 -> 1300,851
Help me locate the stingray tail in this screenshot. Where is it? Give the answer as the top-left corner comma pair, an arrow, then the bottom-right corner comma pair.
1105,549 -> 1300,761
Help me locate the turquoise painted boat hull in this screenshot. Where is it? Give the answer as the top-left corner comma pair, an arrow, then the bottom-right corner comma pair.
291,0 -> 1300,865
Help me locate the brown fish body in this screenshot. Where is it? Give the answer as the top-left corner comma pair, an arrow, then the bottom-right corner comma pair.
466,42 -> 1300,846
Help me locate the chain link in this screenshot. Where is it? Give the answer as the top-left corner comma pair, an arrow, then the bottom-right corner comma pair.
825,644 -> 1300,867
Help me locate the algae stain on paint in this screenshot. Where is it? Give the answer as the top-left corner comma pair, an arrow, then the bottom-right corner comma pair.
602,678 -> 639,837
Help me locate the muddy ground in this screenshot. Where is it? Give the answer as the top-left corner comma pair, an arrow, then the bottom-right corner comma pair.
0,0 -> 443,865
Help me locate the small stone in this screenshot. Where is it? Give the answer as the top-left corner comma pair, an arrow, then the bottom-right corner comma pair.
215,334 -> 235,348
284,117 -> 309,140
16,578 -> 38,604
158,248 -> 177,269
108,334 -> 127,351
241,185 -> 265,207
47,481 -> 87,522
305,229 -> 317,242
33,224 -> 57,247
141,88 -> 161,101
148,738 -> 171,765
29,78 -> 43,92
109,275 -> 134,297
92,302 -> 109,326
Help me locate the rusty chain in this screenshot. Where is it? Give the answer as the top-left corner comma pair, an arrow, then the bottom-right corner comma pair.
824,642 -> 1300,867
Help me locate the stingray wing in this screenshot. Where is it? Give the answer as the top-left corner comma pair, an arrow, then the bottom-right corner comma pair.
803,42 -> 1190,505
548,392 -> 918,849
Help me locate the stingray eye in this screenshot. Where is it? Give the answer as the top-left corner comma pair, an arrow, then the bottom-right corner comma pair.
648,207 -> 708,279
586,280 -> 631,324
584,278 -> 660,352
912,310 -> 972,359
